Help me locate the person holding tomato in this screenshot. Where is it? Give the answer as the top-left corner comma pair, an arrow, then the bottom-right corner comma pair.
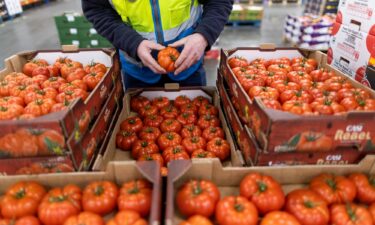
82,0 -> 233,88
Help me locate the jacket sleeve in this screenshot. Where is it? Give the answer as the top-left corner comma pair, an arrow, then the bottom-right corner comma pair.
81,0 -> 144,59
194,0 -> 233,49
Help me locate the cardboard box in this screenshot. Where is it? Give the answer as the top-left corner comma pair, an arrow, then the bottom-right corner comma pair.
219,45 -> 375,156
366,65 -> 375,89
218,71 -> 367,166
336,0 -> 375,35
165,156 -> 375,224
93,86 -> 245,172
328,22 -> 375,83
0,161 -> 162,225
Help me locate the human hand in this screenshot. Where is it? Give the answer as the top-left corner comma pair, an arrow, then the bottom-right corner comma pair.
137,40 -> 166,74
169,33 -> 208,75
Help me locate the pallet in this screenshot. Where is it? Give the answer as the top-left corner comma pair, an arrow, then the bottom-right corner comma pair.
226,20 -> 261,27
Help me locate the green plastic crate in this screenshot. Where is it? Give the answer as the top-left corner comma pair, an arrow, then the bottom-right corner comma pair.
55,13 -> 92,29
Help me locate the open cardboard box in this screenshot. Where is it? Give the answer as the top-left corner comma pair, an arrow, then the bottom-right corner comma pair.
219,43 -> 375,156
92,85 -> 245,172
166,156 -> 375,224
0,160 -> 162,225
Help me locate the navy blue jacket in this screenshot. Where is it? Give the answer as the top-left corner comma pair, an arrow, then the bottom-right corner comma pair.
81,0 -> 233,59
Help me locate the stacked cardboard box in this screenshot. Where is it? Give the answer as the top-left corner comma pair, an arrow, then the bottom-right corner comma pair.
229,4 -> 263,22
54,13 -> 112,49
328,0 -> 375,88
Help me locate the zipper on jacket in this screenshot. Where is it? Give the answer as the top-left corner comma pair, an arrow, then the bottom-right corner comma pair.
150,0 -> 164,44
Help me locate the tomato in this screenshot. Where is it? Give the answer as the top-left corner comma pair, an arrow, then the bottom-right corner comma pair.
180,103 -> 198,115
176,180 -> 220,217
268,64 -> 291,74
82,181 -> 118,216
330,203 -> 372,225
31,67 -> 51,77
310,173 -> 356,205
120,117 -> 143,133
36,129 -> 65,156
197,114 -> 220,129
287,71 -> 312,84
0,96 -> 24,107
157,47 -> 180,72
248,86 -> 279,100
152,97 -> 170,109
139,104 -> 158,118
228,57 -> 248,68
82,72 -> 104,91
285,189 -> 329,225
0,80 -> 16,97
144,115 -> 163,128
349,173 -> 375,204
24,87 -> 58,105
206,138 -> 230,161
270,80 -> 300,93
106,210 -> 147,225
356,99 -> 375,111
51,101 -> 70,113
118,179 -> 152,217
162,145 -> 189,164
28,75 -> 48,87
259,71 -> 286,86
24,99 -> 55,117
157,132 -> 182,150
192,96 -> 210,108
291,62 -> 315,73
269,57 -> 291,66
232,67 -> 248,77
191,149 -> 216,158
58,81 -> 87,93
202,126 -> 224,141
131,140 -> 159,159
84,62 -> 107,74
63,212 -> 104,225
160,119 -> 182,133
310,69 -> 335,82
180,215 -> 213,225
215,196 -> 258,225
282,100 -> 313,115
160,105 -> 179,119
138,153 -> 164,167
130,96 -> 150,113
181,125 -> 202,138
60,62 -> 83,79
261,99 -> 282,110
311,98 -> 345,115
240,172 -> 285,215
138,126 -> 161,142
23,62 -> 39,76
54,57 -> 72,70
198,104 -> 218,116
38,184 -> 82,225
177,112 -> 197,125
56,89 -> 88,103
10,84 -> 39,99
238,74 -> 265,92
182,136 -> 207,155
369,203 -> 375,222
309,89 -> 338,102
65,68 -> 86,83
295,132 -> 333,152
0,129 -> 39,157
280,90 -> 313,104
324,76 -> 353,92
0,104 -> 24,120
15,216 -> 41,225
261,211 -> 301,225
174,95 -> 191,109
1,181 -> 46,219
337,88 -> 370,102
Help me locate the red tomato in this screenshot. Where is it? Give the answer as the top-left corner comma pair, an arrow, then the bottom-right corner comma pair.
118,180 -> 152,217
248,86 -> 279,100
202,127 -> 225,141
139,127 -> 161,142
291,62 -> 315,73
197,114 -> 220,129
144,115 -> 163,128
152,97 -> 170,109
261,99 -> 282,110
160,119 -> 182,133
206,138 -> 230,161
130,96 -> 150,113
282,100 -> 313,115
174,95 -> 191,109
82,181 -> 118,216
228,57 -> 248,68
270,80 -> 300,93
268,64 -> 291,74
287,71 -> 312,84
310,69 -> 335,82
280,90 -> 313,104
116,130 -> 138,151
120,117 -> 143,133
181,125 -> 202,138
139,104 -> 158,118
131,140 -> 159,159
198,104 -> 218,116
349,173 -> 375,204
330,203 -> 372,225
180,103 -> 198,115
215,196 -> 258,225
311,98 -> 346,115
177,112 -> 197,126
261,211 -> 301,225
182,136 -> 207,155
162,145 -> 190,164
157,132 -> 182,150
160,105 -> 179,119
192,96 -> 210,108
238,74 -> 266,92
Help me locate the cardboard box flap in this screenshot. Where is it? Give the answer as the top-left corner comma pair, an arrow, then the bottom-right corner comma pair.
164,83 -> 180,91
62,45 -> 79,52
259,43 -> 277,50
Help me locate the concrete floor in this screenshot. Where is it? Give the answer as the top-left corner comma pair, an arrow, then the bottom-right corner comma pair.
0,0 -> 303,85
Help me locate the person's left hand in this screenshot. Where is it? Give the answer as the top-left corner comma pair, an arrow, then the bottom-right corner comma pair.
169,33 -> 208,75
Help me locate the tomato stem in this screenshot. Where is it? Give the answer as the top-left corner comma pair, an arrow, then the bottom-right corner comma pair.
326,178 -> 337,190
346,203 -> 357,221
128,181 -> 140,194
257,181 -> 268,193
304,200 -> 315,208
14,189 -> 26,199
94,185 -> 104,196
192,181 -> 202,196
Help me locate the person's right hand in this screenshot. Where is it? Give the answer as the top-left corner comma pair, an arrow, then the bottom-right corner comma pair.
137,40 -> 166,74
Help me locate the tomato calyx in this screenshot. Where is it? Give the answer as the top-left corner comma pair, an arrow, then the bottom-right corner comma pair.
35,99 -> 44,105
325,178 -> 337,190
346,203 -> 357,222
49,77 -> 58,81
143,155 -> 153,161
192,182 -> 203,196
172,146 -> 183,154
167,133 -> 175,140
196,152 -> 207,158
36,90 -> 46,95
0,106 -> 8,112
304,200 -> 315,208
145,127 -> 154,133
234,203 -> 245,212
127,182 -> 140,195
128,119 -> 136,125
169,54 -> 177,62
65,90 -> 74,96
94,185 -> 105,196
141,141 -> 149,148
369,176 -> 375,187
49,195 -> 68,203
210,127 -> 218,133
215,139 -> 223,146
14,188 -> 26,199
257,181 -> 268,193
191,137 -> 199,143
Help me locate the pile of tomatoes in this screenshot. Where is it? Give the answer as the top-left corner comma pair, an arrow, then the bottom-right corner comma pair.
228,56 -> 375,115
0,57 -> 107,120
176,172 -> 375,225
116,95 -> 231,171
15,162 -> 74,175
0,179 -> 151,225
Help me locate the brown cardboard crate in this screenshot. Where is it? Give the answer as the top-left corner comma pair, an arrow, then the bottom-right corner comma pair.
93,85 -> 245,172
219,44 -> 375,155
218,70 -> 369,166
0,161 -> 162,225
166,157 -> 375,224
0,46 -> 121,161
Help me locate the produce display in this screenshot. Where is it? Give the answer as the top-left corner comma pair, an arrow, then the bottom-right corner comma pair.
0,179 -> 151,225
175,171 -> 375,225
115,95 -> 231,173
228,56 -> 375,115
0,58 -> 107,120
